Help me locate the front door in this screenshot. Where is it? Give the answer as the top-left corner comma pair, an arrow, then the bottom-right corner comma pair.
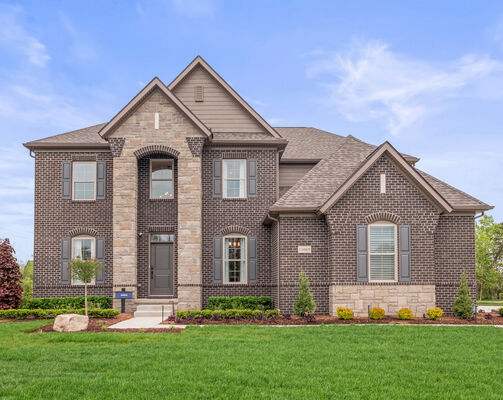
150,234 -> 174,296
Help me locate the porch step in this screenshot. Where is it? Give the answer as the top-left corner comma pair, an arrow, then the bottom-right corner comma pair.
134,304 -> 174,318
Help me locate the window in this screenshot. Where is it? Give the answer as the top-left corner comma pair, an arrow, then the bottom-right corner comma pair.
380,173 -> 386,194
223,236 -> 246,283
73,162 -> 96,200
150,159 -> 173,199
368,223 -> 397,281
223,160 -> 246,198
71,236 -> 95,285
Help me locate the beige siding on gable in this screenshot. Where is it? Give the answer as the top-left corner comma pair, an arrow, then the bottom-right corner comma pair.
279,163 -> 316,196
172,65 -> 264,133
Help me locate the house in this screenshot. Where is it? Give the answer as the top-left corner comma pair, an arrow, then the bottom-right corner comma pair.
23,56 -> 492,316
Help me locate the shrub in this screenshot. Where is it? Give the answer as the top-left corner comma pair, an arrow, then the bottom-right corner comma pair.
0,239 -> 23,310
426,307 -> 444,321
452,270 -> 474,319
23,296 -> 111,310
175,308 -> 264,320
397,308 -> 413,320
293,271 -> 316,316
499,308 -> 503,317
337,307 -> 354,320
369,307 -> 385,320
207,296 -> 272,310
0,308 -> 119,319
265,309 -> 280,319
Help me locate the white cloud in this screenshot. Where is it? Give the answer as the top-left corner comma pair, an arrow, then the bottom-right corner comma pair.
307,40 -> 503,134
0,4 -> 50,67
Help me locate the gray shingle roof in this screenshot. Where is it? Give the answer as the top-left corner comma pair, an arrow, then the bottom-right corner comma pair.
23,123 -> 107,147
273,136 -> 492,212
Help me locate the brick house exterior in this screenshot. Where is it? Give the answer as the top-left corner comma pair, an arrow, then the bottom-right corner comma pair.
24,56 -> 492,315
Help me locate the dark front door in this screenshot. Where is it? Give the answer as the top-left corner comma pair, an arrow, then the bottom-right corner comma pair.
150,241 -> 174,296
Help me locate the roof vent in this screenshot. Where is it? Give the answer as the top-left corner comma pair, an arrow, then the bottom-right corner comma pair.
194,85 -> 204,102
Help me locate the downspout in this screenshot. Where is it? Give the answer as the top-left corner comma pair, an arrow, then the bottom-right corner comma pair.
268,212 -> 281,312
474,212 -> 485,220
28,149 -> 35,158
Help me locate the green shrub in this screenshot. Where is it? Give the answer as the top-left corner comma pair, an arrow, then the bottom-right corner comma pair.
293,271 -> 316,316
369,307 -> 385,320
397,308 -> 413,320
175,308 -> 264,320
498,308 -> 503,317
23,296 -> 111,310
337,307 -> 354,320
426,307 -> 443,321
0,308 -> 118,319
207,296 -> 272,310
452,271 -> 474,319
265,309 -> 280,319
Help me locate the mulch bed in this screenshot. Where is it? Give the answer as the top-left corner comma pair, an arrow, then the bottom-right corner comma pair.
26,313 -> 182,334
162,311 -> 503,326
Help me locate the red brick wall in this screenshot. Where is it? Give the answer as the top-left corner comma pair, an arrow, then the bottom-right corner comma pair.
201,147 -> 278,307
136,154 -> 177,298
33,151 -> 113,298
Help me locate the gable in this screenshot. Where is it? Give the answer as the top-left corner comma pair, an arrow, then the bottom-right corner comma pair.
171,64 -> 264,133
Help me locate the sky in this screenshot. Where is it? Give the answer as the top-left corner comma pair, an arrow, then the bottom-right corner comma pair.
1,0 -> 503,262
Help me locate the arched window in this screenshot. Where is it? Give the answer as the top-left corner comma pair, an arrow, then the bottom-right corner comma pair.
223,235 -> 247,283
368,222 -> 397,282
71,235 -> 96,285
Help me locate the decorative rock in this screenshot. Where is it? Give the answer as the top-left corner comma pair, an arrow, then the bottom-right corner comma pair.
53,314 -> 89,332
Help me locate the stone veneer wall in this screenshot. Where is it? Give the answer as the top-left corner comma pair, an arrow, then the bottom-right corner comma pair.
137,154 -> 178,298
109,89 -> 204,311
331,285 -> 436,316
201,147 -> 278,307
33,151 -> 113,298
277,215 -> 330,314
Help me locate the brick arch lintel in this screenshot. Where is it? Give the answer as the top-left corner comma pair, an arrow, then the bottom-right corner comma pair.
68,227 -> 99,237
220,225 -> 252,236
365,212 -> 401,225
133,145 -> 180,159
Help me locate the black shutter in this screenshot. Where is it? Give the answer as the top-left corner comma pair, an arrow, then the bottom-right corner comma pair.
356,225 -> 368,282
247,159 -> 257,198
213,237 -> 223,283
96,162 -> 106,200
61,237 -> 71,284
96,238 -> 105,284
398,225 -> 411,282
248,236 -> 258,283
213,159 -> 222,198
62,162 -> 72,200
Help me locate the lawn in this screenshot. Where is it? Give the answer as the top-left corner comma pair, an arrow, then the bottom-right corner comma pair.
1,322 -> 502,399
478,300 -> 503,306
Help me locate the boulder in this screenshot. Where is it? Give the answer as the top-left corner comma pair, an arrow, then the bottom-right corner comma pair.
53,314 -> 89,332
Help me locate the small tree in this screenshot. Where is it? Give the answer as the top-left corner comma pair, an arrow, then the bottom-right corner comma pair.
452,270 -> 474,319
0,239 -> 23,309
70,258 -> 103,316
293,271 -> 316,316
21,260 -> 34,303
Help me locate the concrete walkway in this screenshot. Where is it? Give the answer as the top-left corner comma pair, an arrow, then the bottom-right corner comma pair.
477,305 -> 502,313
109,317 -> 186,330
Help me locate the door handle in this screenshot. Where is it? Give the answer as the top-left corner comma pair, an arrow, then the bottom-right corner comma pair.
150,266 -> 154,280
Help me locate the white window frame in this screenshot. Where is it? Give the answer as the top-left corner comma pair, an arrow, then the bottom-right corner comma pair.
72,162 -> 96,201
223,159 -> 247,199
368,222 -> 398,283
71,235 -> 96,285
223,234 -> 247,284
150,159 -> 174,199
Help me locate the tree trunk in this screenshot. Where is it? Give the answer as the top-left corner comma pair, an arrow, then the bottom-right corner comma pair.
479,282 -> 483,301
84,284 -> 88,316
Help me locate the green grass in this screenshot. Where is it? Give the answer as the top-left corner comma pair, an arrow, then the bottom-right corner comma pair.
477,300 -> 503,306
1,321 -> 503,399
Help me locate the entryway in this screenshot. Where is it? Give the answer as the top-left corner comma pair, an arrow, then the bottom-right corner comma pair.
150,234 -> 174,296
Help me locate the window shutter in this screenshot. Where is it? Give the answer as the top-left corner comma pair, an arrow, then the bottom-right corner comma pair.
61,237 -> 71,284
248,236 -> 258,283
62,162 -> 72,200
398,225 -> 411,282
213,236 -> 223,283
96,238 -> 105,284
213,159 -> 222,198
247,159 -> 257,198
356,225 -> 368,282
96,162 -> 106,200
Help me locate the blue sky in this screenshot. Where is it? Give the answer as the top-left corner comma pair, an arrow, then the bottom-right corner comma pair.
1,0 -> 503,262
